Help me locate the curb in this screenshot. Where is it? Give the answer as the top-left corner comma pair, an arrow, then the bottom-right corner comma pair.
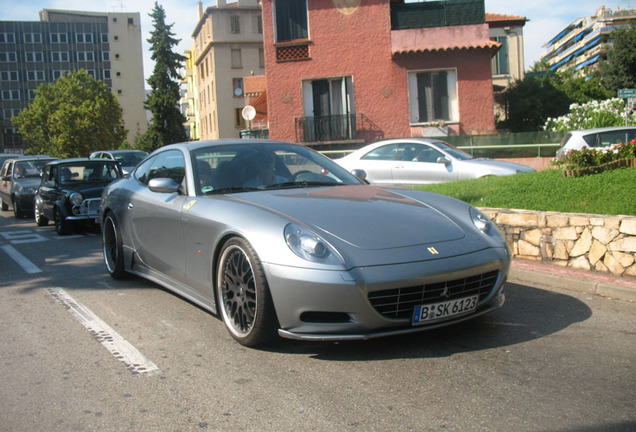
508,259 -> 636,302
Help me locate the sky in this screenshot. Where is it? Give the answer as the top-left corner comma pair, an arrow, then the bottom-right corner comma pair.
0,0 -> 635,86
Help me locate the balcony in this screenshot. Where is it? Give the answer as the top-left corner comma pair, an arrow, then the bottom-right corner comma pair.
295,114 -> 383,147
391,0 -> 485,30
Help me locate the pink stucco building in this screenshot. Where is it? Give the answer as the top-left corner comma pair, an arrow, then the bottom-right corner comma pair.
258,0 -> 500,147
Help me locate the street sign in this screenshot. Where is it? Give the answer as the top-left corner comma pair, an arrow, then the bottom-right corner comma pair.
618,88 -> 636,98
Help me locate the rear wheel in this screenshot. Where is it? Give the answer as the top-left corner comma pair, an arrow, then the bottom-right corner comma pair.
1,200 -> 7,211
216,237 -> 278,347
34,205 -> 48,226
54,206 -> 72,235
102,213 -> 127,279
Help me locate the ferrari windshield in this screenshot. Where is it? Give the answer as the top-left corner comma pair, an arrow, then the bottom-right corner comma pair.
191,143 -> 364,195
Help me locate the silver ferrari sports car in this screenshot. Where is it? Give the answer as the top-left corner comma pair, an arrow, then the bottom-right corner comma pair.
100,140 -> 510,347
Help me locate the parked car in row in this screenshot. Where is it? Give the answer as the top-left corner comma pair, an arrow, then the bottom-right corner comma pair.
555,126 -> 636,159
336,138 -> 534,184
35,158 -> 123,235
100,139 -> 510,347
0,156 -> 57,218
89,150 -> 148,175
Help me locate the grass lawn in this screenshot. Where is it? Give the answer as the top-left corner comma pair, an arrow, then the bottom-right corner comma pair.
413,168 -> 636,216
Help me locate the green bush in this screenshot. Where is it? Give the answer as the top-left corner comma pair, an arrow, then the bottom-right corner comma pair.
552,138 -> 636,170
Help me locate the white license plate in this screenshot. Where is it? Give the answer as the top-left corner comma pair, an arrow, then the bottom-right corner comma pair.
412,295 -> 479,325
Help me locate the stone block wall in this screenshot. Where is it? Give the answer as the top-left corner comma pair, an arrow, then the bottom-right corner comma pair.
480,208 -> 636,278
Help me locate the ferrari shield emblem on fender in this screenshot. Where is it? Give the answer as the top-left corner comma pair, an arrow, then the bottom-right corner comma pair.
428,247 -> 439,255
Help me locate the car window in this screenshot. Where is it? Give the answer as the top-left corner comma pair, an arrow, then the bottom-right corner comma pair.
134,155 -> 154,184
113,151 -> 147,166
146,150 -> 185,185
2,161 -> 13,178
44,166 -> 57,187
361,144 -> 397,161
582,133 -> 596,147
404,144 -> 444,163
597,130 -> 632,147
15,160 -> 50,178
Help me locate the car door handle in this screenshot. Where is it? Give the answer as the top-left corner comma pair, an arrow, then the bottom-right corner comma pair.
127,203 -> 134,210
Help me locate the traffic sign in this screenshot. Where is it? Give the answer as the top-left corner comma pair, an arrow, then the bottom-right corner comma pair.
618,88 -> 636,98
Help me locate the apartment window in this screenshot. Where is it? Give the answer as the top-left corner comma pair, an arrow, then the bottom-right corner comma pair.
491,36 -> 510,75
0,33 -> 16,43
51,52 -> 70,62
408,69 -> 458,124
233,78 -> 243,97
76,33 -> 93,43
274,0 -> 308,42
231,49 -> 242,68
231,16 -> 240,34
104,70 -> 111,79
0,52 -> 17,62
103,52 -> 110,61
77,51 -> 95,62
4,109 -> 20,119
2,90 -> 20,100
28,90 -> 36,99
254,15 -> 263,34
50,33 -> 68,43
128,18 -> 134,25
26,70 -> 45,81
115,53 -> 120,59
116,72 -> 121,77
101,33 -> 109,43
23,33 -> 42,43
235,108 -> 245,128
25,52 -> 44,62
52,70 -> 69,80
0,71 -> 18,81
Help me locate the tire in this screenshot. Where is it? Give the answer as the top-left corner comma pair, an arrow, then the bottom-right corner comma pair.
12,199 -> 23,219
102,213 -> 127,279
216,237 -> 278,347
35,205 -> 48,226
54,206 -> 72,236
1,200 -> 7,211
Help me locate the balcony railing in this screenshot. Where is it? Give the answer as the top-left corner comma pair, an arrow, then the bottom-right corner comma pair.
295,113 -> 383,145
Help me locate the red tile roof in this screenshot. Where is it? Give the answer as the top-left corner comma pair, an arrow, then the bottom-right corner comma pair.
485,13 -> 528,23
392,39 -> 501,55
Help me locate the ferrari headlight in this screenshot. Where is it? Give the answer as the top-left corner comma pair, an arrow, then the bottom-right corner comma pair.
69,192 -> 83,206
284,223 -> 343,265
470,207 -> 493,234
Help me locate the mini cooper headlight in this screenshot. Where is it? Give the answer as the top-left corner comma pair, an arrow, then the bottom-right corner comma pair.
470,207 -> 493,234
69,192 -> 83,206
284,223 -> 343,265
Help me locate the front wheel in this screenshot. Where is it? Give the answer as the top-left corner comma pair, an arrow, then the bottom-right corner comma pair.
102,213 -> 127,279
1,200 -> 7,211
54,206 -> 72,235
13,199 -> 23,218
216,237 -> 278,347
35,204 -> 48,226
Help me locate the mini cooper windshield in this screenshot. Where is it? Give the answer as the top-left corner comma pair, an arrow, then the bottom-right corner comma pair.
191,143 -> 363,195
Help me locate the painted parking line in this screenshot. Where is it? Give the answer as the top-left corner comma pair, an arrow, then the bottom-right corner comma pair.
47,287 -> 160,376
0,244 -> 42,273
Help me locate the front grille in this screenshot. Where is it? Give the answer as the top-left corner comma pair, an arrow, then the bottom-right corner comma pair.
74,198 -> 101,216
368,270 -> 499,320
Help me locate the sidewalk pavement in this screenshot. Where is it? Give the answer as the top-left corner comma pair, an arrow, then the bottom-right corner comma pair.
509,258 -> 636,302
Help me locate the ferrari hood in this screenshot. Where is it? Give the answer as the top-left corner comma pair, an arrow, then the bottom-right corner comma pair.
236,186 -> 465,250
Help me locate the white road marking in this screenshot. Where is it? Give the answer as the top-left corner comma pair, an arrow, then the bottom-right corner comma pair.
0,244 -> 42,273
46,287 -> 160,375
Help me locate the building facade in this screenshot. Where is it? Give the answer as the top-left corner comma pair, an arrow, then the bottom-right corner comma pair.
486,13 -> 527,91
0,9 -> 146,152
191,0 -> 265,140
541,6 -> 636,75
258,0 -> 499,147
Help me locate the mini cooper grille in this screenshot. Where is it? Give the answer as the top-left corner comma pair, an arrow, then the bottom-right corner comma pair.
368,270 -> 500,320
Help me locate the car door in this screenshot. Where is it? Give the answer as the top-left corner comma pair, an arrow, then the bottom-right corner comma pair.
354,143 -> 398,184
0,161 -> 13,204
392,143 -> 454,184
128,149 -> 188,282
37,165 -> 62,220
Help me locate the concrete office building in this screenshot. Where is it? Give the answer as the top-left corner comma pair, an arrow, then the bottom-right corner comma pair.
0,9 -> 146,152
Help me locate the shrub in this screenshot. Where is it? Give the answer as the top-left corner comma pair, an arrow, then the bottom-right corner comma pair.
552,138 -> 636,172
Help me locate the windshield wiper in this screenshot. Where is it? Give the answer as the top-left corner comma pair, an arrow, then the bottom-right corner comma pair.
206,186 -> 259,194
264,181 -> 341,189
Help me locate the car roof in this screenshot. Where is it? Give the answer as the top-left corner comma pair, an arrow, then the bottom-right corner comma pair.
569,126 -> 636,135
149,139 -> 301,155
46,158 -> 120,165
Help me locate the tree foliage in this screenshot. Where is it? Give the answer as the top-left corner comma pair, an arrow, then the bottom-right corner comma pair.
598,25 -> 636,92
12,69 -> 126,157
495,76 -> 571,132
137,2 -> 187,152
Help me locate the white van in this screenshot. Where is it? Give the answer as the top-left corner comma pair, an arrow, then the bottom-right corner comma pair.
555,126 -> 636,159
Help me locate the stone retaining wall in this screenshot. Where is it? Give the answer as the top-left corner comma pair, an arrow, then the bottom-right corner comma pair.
480,208 -> 636,278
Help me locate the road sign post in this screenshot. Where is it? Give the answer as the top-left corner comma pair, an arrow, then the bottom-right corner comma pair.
618,89 -> 636,126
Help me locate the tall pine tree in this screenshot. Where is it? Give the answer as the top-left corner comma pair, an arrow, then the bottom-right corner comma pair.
138,2 -> 188,152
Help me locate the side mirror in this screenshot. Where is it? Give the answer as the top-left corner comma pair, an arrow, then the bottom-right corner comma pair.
148,178 -> 180,194
350,169 -> 367,181
437,156 -> 451,166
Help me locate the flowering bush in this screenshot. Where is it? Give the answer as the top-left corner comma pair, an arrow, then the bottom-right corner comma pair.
552,138 -> 636,171
544,98 -> 636,131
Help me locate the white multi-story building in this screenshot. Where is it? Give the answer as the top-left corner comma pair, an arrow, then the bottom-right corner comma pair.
541,6 -> 636,75
0,9 -> 146,151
